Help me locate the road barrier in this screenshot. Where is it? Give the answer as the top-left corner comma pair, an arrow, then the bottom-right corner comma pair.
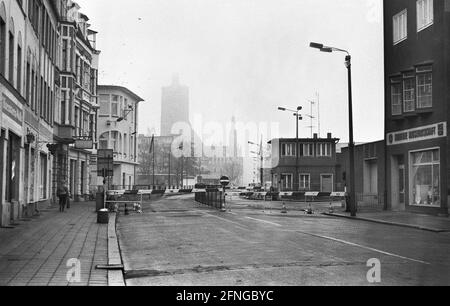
194,190 -> 224,210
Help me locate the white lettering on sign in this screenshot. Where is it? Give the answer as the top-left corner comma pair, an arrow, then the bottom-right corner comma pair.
387,122 -> 446,146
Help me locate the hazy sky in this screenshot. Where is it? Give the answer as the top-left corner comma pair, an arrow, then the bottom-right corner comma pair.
77,0 -> 384,143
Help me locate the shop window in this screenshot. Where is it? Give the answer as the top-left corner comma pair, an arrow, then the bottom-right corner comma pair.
410,149 -> 440,207
40,153 -> 47,199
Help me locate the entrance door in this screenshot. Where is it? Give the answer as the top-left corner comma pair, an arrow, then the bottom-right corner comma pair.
321,174 -> 333,193
391,155 -> 406,211
399,165 -> 405,207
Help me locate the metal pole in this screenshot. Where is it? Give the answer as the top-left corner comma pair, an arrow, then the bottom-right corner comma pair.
152,140 -> 155,187
346,55 -> 357,217
295,111 -> 299,192
168,152 -> 171,188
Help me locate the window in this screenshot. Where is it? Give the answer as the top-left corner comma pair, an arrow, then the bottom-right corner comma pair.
40,153 -> 47,199
112,95 -> 119,116
417,0 -> 433,31
0,18 -> 5,75
17,45 -> 22,93
403,77 -> 415,112
300,143 -> 314,157
99,133 -> 108,150
281,143 -> 296,157
99,94 -> 110,115
8,31 -> 14,84
299,174 -> 310,190
61,90 -> 67,124
416,66 -> 432,109
317,143 -> 332,157
393,10 -> 407,44
391,78 -> 402,115
281,174 -> 293,191
410,149 -> 440,207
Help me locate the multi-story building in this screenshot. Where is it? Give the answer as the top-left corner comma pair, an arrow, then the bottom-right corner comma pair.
97,85 -> 143,190
160,75 -> 190,137
384,0 -> 448,216
52,1 -> 100,202
1,0 -> 62,226
269,133 -> 340,192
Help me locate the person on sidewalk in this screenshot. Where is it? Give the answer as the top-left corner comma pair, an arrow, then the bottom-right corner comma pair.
57,182 -> 69,212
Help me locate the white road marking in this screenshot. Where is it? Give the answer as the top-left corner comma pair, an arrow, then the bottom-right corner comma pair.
245,217 -> 283,227
202,212 -> 252,231
296,231 -> 431,265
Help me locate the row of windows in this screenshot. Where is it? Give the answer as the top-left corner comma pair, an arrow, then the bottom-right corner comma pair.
99,94 -> 134,121
281,143 -> 332,157
390,65 -> 432,116
393,0 -> 433,45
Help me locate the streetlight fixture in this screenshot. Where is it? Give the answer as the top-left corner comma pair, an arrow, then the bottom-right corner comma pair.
309,41 -> 356,217
278,106 -> 303,191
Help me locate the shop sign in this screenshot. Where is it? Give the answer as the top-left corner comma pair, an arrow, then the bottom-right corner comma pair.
387,122 -> 447,146
2,94 -> 23,125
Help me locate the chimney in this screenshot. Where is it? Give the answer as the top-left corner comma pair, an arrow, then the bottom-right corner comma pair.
327,133 -> 332,139
313,133 -> 318,139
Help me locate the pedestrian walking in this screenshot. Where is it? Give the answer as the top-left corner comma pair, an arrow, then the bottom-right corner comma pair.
57,182 -> 69,212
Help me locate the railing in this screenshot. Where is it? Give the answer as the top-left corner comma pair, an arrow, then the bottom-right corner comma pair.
356,193 -> 385,211
195,190 -> 224,210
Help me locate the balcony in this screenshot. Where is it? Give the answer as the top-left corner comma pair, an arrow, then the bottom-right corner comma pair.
55,124 -> 75,143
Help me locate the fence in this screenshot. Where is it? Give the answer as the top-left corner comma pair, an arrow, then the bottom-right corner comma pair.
356,193 -> 385,211
195,190 -> 224,210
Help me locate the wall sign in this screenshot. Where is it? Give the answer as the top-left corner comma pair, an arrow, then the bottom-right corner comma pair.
387,122 -> 447,146
2,94 -> 23,125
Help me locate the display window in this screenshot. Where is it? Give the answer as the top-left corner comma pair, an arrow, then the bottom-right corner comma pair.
409,148 -> 440,207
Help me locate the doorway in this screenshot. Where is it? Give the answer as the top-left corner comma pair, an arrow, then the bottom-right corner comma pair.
321,174 -> 334,193
391,155 -> 406,211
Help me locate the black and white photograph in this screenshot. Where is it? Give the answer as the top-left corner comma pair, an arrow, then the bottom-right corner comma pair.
0,0 -> 449,293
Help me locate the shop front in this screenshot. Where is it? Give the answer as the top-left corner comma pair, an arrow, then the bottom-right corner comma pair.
386,122 -> 448,216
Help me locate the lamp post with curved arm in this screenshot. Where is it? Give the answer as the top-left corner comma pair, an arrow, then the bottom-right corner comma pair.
310,42 -> 356,217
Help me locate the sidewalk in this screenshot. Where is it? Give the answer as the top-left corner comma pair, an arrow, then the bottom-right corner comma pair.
0,201 -> 108,286
324,210 -> 450,233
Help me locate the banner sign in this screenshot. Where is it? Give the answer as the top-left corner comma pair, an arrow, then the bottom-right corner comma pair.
387,122 -> 447,146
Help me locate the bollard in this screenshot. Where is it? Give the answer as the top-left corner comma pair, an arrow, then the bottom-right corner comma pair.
329,203 -> 334,214
281,203 -> 288,214
124,204 -> 129,215
307,204 -> 313,215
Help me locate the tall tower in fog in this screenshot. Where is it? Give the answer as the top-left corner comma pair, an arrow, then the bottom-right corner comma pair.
160,75 -> 190,136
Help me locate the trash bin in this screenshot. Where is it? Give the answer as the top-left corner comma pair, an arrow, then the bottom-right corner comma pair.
97,209 -> 109,224
96,192 -> 105,212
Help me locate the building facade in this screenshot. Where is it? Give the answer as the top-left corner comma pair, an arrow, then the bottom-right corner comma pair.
97,85 -> 143,190
384,0 -> 449,216
0,0 -> 65,226
270,134 -> 340,192
337,141 -> 386,211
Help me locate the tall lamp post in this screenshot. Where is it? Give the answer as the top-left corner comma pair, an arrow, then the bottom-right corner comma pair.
309,42 -> 356,217
278,106 -> 303,191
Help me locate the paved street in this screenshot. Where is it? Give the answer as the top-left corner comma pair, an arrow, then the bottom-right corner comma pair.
0,202 -> 108,286
117,194 -> 450,286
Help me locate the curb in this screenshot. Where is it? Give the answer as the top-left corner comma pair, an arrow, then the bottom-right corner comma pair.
322,213 -> 449,233
107,212 -> 126,286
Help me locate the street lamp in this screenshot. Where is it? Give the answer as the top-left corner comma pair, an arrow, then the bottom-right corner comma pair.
278,106 -> 303,191
310,41 -> 356,217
